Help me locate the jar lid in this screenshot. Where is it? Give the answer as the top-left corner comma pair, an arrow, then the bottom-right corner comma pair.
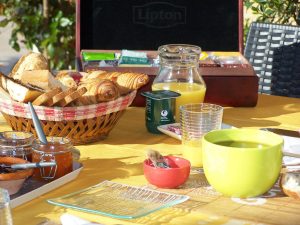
158,44 -> 201,63
0,131 -> 33,155
0,131 -> 33,142
141,90 -> 181,100
32,137 -> 73,154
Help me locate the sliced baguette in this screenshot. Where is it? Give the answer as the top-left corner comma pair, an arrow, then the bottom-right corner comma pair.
76,95 -> 91,106
18,70 -> 67,91
6,78 -> 43,103
0,72 -> 8,91
0,87 -> 12,100
32,87 -> 62,106
49,87 -> 77,106
58,86 -> 87,107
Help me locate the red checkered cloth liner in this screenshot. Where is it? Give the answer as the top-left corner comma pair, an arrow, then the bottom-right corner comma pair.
0,91 -> 136,121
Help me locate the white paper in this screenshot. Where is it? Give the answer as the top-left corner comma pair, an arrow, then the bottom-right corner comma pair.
283,135 -> 300,166
61,214 -> 102,225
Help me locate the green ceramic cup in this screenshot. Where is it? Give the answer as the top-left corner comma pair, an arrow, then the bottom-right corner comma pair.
202,128 -> 283,198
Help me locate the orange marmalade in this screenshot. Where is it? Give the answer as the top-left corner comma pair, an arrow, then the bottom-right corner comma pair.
31,137 -> 73,180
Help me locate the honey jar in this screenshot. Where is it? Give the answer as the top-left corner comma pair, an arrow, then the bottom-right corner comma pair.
0,131 -> 34,161
31,137 -> 73,180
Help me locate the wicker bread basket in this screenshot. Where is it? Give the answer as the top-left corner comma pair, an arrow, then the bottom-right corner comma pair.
0,91 -> 136,145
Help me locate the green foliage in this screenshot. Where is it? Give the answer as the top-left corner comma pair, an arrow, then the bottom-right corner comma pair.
244,0 -> 300,43
244,0 -> 300,25
0,0 -> 75,70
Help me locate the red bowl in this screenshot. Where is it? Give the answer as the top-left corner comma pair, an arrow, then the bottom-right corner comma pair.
143,156 -> 191,188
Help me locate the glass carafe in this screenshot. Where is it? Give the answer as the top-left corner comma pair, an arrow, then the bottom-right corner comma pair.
152,44 -> 206,121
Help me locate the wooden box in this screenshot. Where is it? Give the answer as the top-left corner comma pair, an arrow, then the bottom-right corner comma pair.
76,0 -> 244,60
75,0 -> 256,107
80,50 -> 258,107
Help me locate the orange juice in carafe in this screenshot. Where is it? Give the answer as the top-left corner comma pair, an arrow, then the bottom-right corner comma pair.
152,82 -> 206,120
153,44 -> 206,121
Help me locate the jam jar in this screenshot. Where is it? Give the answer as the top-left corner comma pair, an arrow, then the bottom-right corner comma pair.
31,137 -> 73,180
0,131 -> 34,161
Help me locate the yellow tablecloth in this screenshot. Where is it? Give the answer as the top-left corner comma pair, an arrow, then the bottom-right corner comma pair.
2,94 -> 300,225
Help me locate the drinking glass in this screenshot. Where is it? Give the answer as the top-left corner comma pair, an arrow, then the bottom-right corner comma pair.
180,103 -> 223,167
0,188 -> 13,225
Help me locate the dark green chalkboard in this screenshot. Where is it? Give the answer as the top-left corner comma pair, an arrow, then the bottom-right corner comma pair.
76,0 -> 242,55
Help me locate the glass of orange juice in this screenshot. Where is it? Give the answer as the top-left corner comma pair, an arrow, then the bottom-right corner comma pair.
152,44 -> 206,122
180,103 -> 223,167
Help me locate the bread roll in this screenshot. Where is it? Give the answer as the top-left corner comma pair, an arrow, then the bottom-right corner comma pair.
79,79 -> 120,104
10,52 -> 49,79
280,171 -> 300,199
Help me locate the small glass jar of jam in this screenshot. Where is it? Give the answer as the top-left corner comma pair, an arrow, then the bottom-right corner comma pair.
0,131 -> 34,161
31,137 -> 73,180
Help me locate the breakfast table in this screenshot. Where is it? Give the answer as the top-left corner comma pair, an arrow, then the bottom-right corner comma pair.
3,93 -> 300,225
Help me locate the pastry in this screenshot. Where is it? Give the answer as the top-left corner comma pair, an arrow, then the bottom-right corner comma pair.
79,79 -> 120,104
83,70 -> 149,95
55,70 -> 79,88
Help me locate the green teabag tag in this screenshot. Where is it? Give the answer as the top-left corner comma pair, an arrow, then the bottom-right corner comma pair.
82,52 -> 115,61
141,90 -> 181,134
119,56 -> 149,65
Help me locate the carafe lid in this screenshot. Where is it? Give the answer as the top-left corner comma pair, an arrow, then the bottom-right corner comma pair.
158,44 -> 201,63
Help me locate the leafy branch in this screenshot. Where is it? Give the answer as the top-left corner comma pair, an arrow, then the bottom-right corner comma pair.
244,0 -> 300,25
0,0 -> 75,70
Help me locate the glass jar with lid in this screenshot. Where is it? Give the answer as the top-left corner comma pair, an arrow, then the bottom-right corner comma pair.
31,137 -> 74,180
0,131 -> 34,161
152,44 -> 206,121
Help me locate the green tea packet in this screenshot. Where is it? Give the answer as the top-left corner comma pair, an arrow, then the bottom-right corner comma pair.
82,52 -> 116,61
119,50 -> 150,65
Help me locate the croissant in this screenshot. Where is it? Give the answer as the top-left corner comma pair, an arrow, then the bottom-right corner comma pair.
79,79 -> 120,104
55,70 -> 78,88
83,71 -> 149,95
115,72 -> 149,90
81,70 -> 108,82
